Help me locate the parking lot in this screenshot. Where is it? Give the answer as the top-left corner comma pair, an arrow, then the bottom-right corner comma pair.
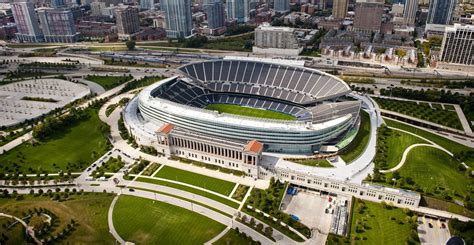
0,78 -> 90,126
281,189 -> 335,237
417,216 -> 450,245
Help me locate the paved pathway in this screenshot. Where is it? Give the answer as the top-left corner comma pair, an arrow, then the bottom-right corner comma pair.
107,195 -> 125,244
75,78 -> 105,95
0,131 -> 32,153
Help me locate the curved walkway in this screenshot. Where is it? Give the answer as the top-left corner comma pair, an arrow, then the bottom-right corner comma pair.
0,213 -> 42,244
380,144 -> 449,173
107,196 -> 125,244
380,126 -> 454,173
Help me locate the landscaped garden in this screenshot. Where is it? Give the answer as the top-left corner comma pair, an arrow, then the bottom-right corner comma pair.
369,118 -> 474,217
374,125 -> 427,170
119,75 -> 166,93
339,110 -> 371,163
154,166 -> 236,195
384,118 -> 474,168
84,74 -> 133,90
373,97 -> 463,130
244,178 -> 310,241
140,33 -> 254,52
0,108 -> 111,175
347,199 -> 419,244
113,195 -> 226,244
214,228 -> 259,245
0,193 -> 114,244
391,146 -> 471,201
231,185 -> 250,201
205,104 -> 296,121
92,157 -> 125,178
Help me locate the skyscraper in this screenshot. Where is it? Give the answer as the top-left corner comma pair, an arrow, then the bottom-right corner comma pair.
427,0 -> 457,25
353,0 -> 384,33
203,0 -> 224,30
51,0 -> 65,8
11,0 -> 43,42
403,0 -> 418,24
161,0 -> 192,38
37,8 -> 78,43
274,0 -> 289,13
440,24 -> 474,66
332,0 -> 348,19
226,0 -> 250,23
139,0 -> 155,11
115,6 -> 140,40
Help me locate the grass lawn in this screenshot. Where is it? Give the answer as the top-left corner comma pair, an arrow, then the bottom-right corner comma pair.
113,195 -> 226,244
376,126 -> 427,170
349,199 -> 419,244
0,193 -> 114,244
136,177 -> 239,208
384,118 -> 474,168
396,146 -> 471,200
205,104 -> 296,121
0,216 -> 25,244
154,166 -> 236,195
374,97 -> 463,130
142,33 -> 253,52
287,158 -> 334,167
128,186 -> 232,217
84,75 -> 132,90
214,228 -> 259,245
340,110 -> 371,163
0,109 -> 111,174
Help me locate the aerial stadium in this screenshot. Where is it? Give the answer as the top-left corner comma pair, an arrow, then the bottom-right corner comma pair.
133,58 -> 361,154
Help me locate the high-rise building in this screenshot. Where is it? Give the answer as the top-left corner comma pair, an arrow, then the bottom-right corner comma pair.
11,0 -> 43,42
51,0 -> 65,8
115,6 -> 140,40
274,0 -> 289,13
161,0 -> 192,38
203,0 -> 224,30
332,0 -> 348,19
90,1 -> 106,16
440,24 -> 474,65
427,0 -> 457,25
253,23 -> 302,55
403,0 -> 418,24
226,0 -> 250,23
353,0 -> 384,33
37,7 -> 78,42
139,0 -> 154,11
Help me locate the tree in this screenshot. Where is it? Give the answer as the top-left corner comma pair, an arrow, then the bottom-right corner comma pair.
264,226 -> 273,237
126,40 -> 136,51
29,215 -> 47,232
